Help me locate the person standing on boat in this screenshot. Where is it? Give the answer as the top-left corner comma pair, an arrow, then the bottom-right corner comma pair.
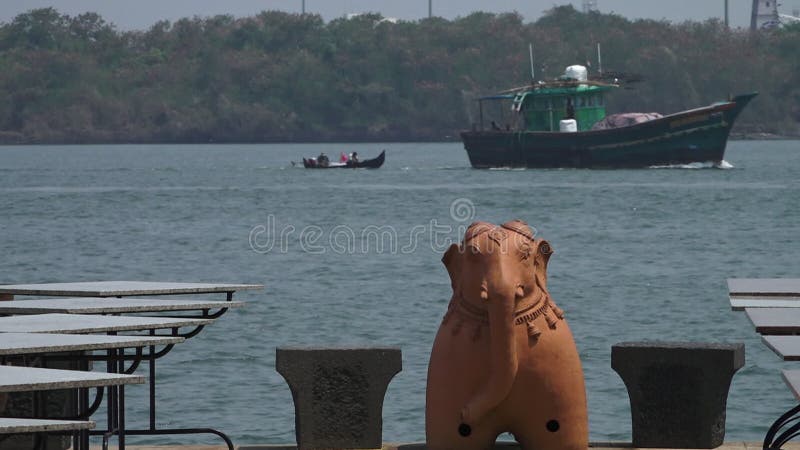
350,152 -> 359,163
566,98 -> 575,120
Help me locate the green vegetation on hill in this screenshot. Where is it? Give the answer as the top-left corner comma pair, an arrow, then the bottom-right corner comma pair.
0,6 -> 798,144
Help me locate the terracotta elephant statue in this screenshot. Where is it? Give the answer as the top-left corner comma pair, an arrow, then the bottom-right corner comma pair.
425,220 -> 588,450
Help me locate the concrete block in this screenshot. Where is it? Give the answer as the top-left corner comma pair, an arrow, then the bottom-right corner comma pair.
276,347 -> 402,450
612,342 -> 745,448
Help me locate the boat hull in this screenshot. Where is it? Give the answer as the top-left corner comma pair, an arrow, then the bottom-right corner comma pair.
460,93 -> 757,169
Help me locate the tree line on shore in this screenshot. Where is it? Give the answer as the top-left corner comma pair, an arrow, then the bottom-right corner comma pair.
0,6 -> 798,144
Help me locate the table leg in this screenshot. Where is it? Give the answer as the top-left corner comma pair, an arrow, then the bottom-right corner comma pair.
149,329 -> 157,430
122,325 -> 233,450
106,347 -> 116,444
764,403 -> 800,450
79,357 -> 90,450
118,383 -> 125,450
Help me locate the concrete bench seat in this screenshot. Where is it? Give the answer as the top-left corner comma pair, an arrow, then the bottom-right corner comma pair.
0,418 -> 94,434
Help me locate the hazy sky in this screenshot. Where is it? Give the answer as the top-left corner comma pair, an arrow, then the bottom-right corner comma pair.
0,0 -> 794,30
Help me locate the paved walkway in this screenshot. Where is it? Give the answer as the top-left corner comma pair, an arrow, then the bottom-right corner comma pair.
87,443 -> 800,450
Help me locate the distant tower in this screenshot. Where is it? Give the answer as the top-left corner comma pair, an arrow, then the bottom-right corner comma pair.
751,0 -> 780,29
582,0 -> 598,13
725,0 -> 730,28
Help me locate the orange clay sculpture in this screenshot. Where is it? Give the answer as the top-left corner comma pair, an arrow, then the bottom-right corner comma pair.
426,220 -> 588,450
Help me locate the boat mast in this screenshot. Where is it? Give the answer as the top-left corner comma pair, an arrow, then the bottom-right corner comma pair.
597,43 -> 603,74
529,43 -> 535,82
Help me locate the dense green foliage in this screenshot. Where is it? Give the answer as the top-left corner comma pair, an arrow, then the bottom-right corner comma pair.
0,6 -> 798,143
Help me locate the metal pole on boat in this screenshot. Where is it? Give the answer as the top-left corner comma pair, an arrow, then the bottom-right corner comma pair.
529,43 -> 535,82
597,43 -> 603,74
302,0 -> 305,14
429,0 -> 432,18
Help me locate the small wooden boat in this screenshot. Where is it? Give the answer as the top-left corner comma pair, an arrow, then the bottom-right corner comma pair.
302,150 -> 385,169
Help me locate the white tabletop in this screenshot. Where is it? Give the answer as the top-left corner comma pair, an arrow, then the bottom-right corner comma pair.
0,418 -> 95,434
783,369 -> 800,400
0,332 -> 184,356
728,278 -> 800,297
0,281 -> 264,297
0,313 -> 213,334
730,297 -> 800,311
0,365 -> 144,392
745,308 -> 800,335
762,336 -> 800,361
0,297 -> 244,315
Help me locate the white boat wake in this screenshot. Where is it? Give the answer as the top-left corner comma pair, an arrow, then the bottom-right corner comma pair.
648,160 -> 734,170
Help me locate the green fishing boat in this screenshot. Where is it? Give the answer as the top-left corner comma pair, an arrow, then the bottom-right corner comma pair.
461,65 -> 757,169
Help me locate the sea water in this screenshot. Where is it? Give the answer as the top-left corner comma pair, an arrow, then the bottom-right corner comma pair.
1,141 -> 798,445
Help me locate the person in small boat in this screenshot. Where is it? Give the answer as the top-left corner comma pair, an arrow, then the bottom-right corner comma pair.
317,152 -> 330,167
350,152 -> 359,164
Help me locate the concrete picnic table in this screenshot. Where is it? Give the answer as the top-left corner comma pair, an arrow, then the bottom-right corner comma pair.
730,278 -> 800,449
728,278 -> 800,310
0,332 -> 183,450
0,331 -> 183,361
0,281 -> 263,300
761,336 -> 800,362
0,364 -> 143,393
0,313 -> 228,448
0,297 -> 244,319
0,313 -> 213,335
0,365 -> 143,450
0,281 -> 263,448
745,308 -> 800,335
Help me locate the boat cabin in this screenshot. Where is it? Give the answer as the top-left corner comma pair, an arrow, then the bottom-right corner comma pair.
476,65 -> 617,133
515,84 -> 614,132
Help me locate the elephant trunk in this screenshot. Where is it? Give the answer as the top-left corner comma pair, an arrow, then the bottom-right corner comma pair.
460,269 -> 519,428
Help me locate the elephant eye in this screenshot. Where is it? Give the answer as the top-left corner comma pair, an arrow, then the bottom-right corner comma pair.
518,244 -> 532,261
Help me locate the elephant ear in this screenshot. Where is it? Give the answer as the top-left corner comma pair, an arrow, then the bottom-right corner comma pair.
534,239 -> 554,288
441,243 -> 461,289
537,239 -> 553,261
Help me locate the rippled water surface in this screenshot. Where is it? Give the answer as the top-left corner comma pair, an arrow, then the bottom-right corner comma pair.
1,141 -> 799,445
